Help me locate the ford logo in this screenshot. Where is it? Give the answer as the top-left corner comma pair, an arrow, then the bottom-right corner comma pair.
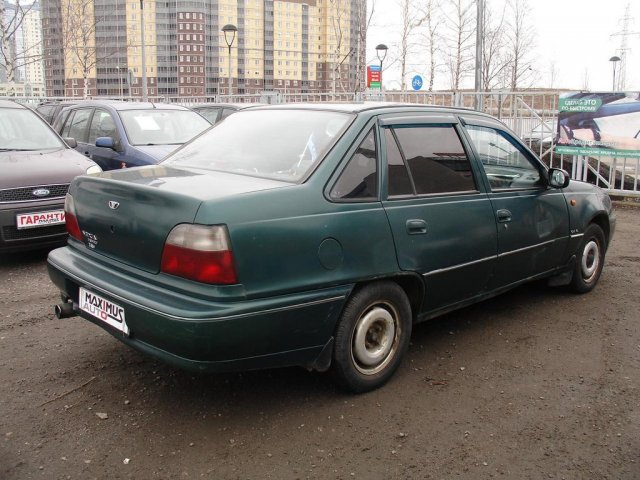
32,188 -> 50,197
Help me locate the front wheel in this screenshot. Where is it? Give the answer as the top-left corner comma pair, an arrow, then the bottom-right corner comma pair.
331,281 -> 412,393
569,223 -> 606,293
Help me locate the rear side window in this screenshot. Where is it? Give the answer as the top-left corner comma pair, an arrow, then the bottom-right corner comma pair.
330,128 -> 378,201
387,125 -> 476,195
65,108 -> 92,143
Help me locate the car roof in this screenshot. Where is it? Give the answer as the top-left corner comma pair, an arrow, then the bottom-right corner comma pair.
245,102 -> 496,119
191,102 -> 265,110
60,100 -> 191,111
0,100 -> 28,110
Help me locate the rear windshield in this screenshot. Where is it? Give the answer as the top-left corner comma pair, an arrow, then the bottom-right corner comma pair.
119,109 -> 211,146
163,109 -> 353,182
0,107 -> 66,150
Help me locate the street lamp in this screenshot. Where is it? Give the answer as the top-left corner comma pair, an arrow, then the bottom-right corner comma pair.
222,24 -> 238,96
376,44 -> 388,100
609,56 -> 621,92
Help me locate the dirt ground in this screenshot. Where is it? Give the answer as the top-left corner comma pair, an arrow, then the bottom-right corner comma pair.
1,207 -> 639,480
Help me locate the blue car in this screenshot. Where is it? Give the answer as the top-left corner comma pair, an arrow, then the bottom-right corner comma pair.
53,101 -> 212,171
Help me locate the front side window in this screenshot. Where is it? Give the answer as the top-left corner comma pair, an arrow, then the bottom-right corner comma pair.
88,109 -> 117,144
465,125 -> 542,190
391,125 -> 476,195
164,109 -> 353,182
66,108 -> 92,143
330,128 -> 377,200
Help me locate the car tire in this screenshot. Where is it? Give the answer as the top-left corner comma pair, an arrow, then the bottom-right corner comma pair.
569,223 -> 606,294
330,281 -> 412,393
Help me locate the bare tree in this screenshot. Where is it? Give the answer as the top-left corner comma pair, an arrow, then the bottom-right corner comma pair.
327,0 -> 352,94
62,0 -> 119,98
504,0 -> 536,90
0,0 -> 42,85
547,60 -> 558,89
396,0 -> 424,94
442,0 -> 476,91
481,3 -> 510,90
421,0 -> 441,92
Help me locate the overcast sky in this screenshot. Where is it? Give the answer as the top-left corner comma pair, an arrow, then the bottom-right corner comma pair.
366,0 -> 640,92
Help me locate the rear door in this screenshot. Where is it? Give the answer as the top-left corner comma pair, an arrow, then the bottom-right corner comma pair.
380,114 -> 498,313
461,118 -> 570,289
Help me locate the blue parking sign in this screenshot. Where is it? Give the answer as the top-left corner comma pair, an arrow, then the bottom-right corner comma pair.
412,75 -> 423,91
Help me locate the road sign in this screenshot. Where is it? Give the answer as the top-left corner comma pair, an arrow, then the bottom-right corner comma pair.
412,75 -> 423,91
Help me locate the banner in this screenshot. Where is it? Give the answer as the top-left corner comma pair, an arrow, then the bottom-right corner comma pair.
555,92 -> 640,158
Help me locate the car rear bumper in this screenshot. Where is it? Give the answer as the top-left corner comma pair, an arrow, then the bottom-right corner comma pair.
47,246 -> 350,372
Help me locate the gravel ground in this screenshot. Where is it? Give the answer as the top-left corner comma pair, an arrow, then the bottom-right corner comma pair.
1,206 -> 639,480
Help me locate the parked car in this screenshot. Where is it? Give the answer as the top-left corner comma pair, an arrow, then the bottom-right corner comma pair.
47,103 -> 615,392
53,101 -> 212,171
191,102 -> 263,124
35,100 -> 79,125
0,100 -> 101,253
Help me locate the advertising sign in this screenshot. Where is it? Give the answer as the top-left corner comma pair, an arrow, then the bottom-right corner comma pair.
555,92 -> 640,158
367,65 -> 381,89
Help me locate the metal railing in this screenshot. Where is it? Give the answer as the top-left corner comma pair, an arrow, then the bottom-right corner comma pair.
4,90 -> 638,196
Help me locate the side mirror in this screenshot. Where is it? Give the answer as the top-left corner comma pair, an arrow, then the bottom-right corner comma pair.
63,137 -> 77,149
96,137 -> 115,149
548,168 -> 570,188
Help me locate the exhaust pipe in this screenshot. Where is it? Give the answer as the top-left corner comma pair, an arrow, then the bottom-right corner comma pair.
54,302 -> 77,319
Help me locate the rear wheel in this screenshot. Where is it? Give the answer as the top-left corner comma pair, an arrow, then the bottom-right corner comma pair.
569,224 -> 606,293
331,281 -> 412,393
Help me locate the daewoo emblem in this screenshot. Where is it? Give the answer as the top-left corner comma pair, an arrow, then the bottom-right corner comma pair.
108,201 -> 120,210
32,188 -> 50,197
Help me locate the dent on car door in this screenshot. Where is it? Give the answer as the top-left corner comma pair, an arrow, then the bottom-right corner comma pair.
463,122 -> 570,288
379,118 -> 497,313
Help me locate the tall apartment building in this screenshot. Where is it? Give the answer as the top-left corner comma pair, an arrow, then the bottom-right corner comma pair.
22,1 -> 45,86
42,0 -> 366,98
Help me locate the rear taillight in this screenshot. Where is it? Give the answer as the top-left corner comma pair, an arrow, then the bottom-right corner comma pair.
64,194 -> 83,241
160,224 -> 238,285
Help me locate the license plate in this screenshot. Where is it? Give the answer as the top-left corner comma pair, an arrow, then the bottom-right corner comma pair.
16,210 -> 65,229
79,288 -> 129,335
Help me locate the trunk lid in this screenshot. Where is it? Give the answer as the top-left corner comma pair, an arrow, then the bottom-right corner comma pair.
72,165 -> 290,272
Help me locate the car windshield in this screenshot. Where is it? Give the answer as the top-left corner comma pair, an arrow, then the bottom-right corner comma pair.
119,109 -> 211,146
0,107 -> 66,151
163,109 -> 353,182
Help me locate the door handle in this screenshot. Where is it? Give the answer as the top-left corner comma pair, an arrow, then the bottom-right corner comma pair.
406,219 -> 428,235
496,209 -> 512,223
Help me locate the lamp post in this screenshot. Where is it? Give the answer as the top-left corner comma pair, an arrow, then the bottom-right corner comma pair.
375,43 -> 388,100
222,24 -> 238,97
609,56 -> 621,92
140,0 -> 148,101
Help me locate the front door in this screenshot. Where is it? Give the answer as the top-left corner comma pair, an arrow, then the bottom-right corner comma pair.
462,121 -> 570,289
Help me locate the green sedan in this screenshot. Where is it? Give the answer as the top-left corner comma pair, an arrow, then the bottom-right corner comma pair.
47,103 -> 616,393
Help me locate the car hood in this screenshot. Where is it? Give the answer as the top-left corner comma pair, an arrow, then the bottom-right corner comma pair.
0,148 -> 96,189
132,144 -> 180,161
70,165 -> 292,272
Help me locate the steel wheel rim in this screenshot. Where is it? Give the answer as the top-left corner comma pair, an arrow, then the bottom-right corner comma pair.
581,239 -> 600,283
351,303 -> 400,376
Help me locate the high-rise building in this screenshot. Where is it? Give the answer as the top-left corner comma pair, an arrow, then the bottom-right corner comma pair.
22,1 -> 45,86
41,0 -> 366,98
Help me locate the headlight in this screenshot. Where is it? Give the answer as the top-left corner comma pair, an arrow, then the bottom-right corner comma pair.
86,165 -> 102,175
